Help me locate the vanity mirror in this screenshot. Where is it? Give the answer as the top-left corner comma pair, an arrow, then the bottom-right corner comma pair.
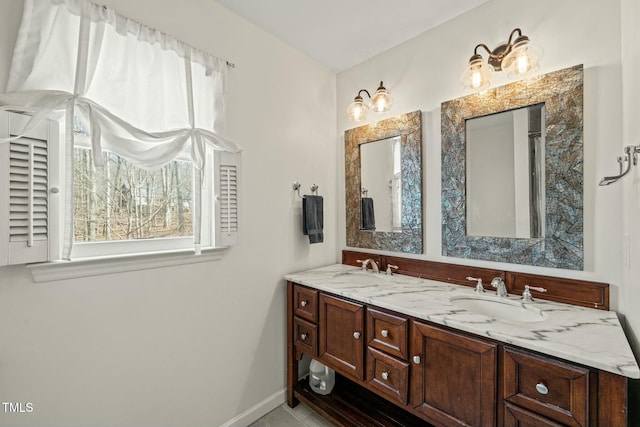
345,110 -> 422,253
442,65 -> 583,270
466,103 -> 544,239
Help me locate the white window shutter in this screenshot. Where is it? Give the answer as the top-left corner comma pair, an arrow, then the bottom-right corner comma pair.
214,151 -> 239,247
0,112 -> 56,265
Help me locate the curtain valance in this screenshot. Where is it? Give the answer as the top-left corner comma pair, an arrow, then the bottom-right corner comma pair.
1,0 -> 240,161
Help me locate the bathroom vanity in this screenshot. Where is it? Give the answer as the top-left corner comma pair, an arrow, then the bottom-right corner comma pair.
285,251 -> 639,427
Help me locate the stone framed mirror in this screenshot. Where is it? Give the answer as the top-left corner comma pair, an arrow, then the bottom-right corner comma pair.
345,110 -> 422,253
441,65 -> 583,270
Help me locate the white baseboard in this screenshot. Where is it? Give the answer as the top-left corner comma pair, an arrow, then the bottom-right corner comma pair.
220,388 -> 286,427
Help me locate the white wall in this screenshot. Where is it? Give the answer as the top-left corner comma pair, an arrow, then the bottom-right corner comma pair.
338,0 -> 624,303
0,1 -> 337,426
621,0 -> 640,416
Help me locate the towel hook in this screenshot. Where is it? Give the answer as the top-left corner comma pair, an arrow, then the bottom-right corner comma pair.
310,184 -> 319,195
292,181 -> 302,198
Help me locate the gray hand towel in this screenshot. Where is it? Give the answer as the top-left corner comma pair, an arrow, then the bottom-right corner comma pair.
361,197 -> 376,230
302,195 -> 323,244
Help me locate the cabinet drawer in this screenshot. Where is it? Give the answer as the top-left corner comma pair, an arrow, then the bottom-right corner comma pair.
293,285 -> 318,323
294,317 -> 318,357
366,308 -> 408,360
503,347 -> 591,427
504,402 -> 566,427
366,347 -> 409,405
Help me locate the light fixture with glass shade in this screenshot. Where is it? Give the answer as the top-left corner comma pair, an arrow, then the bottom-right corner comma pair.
461,28 -> 543,92
347,81 -> 393,122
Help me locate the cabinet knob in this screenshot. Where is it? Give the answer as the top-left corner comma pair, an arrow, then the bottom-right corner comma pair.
381,371 -> 390,380
353,332 -> 361,339
300,333 -> 307,340
300,300 -> 308,307
535,382 -> 549,395
381,329 -> 389,338
412,355 -> 421,364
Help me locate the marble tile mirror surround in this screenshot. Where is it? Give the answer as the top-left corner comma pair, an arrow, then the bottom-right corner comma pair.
345,110 -> 422,253
441,65 -> 583,270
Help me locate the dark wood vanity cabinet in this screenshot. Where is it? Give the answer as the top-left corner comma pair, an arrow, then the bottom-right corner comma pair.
410,320 -> 497,427
287,282 -> 629,427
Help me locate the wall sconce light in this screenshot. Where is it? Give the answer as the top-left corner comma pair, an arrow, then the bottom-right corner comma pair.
346,81 -> 393,122
461,28 -> 543,91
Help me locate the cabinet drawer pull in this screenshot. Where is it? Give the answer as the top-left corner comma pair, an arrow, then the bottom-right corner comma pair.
381,371 -> 390,380
300,333 -> 307,340
413,355 -> 421,364
536,382 -> 549,395
353,332 -> 361,339
300,300 -> 308,307
381,329 -> 389,338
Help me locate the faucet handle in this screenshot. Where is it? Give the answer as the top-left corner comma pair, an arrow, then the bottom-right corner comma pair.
386,264 -> 399,275
355,259 -> 367,270
467,276 -> 485,293
522,285 -> 547,302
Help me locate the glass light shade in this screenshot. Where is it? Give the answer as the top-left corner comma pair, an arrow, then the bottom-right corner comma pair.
461,55 -> 492,91
370,82 -> 392,113
502,36 -> 543,78
347,97 -> 368,122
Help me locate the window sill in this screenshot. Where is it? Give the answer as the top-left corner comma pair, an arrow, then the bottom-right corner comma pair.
27,246 -> 230,283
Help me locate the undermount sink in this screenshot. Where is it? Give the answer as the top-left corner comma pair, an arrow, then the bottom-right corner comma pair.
449,295 -> 547,323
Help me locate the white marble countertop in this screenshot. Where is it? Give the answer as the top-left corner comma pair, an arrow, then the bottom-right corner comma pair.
285,264 -> 640,379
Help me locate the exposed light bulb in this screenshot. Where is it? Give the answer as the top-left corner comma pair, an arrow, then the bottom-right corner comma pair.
502,35 -> 543,79
471,70 -> 483,89
516,53 -> 529,74
461,55 -> 491,92
370,81 -> 392,113
352,104 -> 365,120
347,96 -> 368,122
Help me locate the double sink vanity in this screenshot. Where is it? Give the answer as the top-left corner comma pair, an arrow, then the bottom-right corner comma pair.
287,64 -> 639,426
285,251 -> 639,427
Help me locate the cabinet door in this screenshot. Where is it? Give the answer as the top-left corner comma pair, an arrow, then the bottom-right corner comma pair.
410,321 -> 497,427
319,294 -> 365,380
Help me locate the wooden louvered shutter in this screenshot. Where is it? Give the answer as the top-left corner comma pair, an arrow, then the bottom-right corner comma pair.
214,151 -> 239,247
0,112 -> 56,265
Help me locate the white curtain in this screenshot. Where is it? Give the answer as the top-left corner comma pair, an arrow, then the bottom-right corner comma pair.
0,0 -> 240,259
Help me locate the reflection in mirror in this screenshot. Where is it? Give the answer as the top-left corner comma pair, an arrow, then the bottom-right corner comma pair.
466,104 -> 545,238
360,136 -> 402,233
345,110 -> 422,254
441,64 -> 583,270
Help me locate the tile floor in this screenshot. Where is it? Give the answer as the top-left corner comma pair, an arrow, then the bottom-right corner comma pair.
248,402 -> 333,427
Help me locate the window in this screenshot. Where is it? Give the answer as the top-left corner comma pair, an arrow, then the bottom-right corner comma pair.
0,0 -> 240,270
73,149 -> 194,243
1,111 -> 238,268
70,142 -> 201,259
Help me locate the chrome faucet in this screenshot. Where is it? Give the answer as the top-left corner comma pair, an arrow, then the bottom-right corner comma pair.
356,258 -> 380,273
491,277 -> 508,297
